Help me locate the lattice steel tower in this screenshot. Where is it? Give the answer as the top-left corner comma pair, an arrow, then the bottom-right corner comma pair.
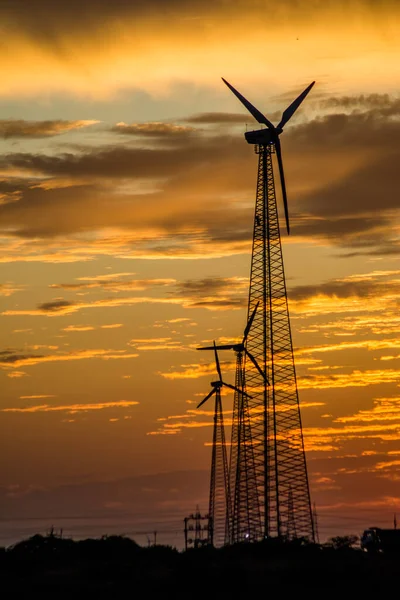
222,78 -> 316,541
196,344 -> 245,546
198,305 -> 265,543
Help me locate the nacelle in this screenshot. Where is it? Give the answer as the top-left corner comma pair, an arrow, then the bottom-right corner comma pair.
245,128 -> 274,145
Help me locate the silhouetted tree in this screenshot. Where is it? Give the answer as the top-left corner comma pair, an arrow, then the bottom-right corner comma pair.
328,535 -> 359,550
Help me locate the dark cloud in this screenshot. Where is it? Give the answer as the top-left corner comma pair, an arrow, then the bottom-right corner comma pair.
0,120 -> 97,139
281,99 -> 400,249
320,94 -> 395,111
188,298 -> 246,309
1,96 -> 400,255
0,350 -> 44,364
2,0 -> 396,40
111,122 -> 196,137
37,300 -> 76,313
50,278 -> 173,291
288,105 -> 400,153
0,135 -> 246,180
176,277 -> 246,297
289,276 -> 400,301
174,277 -> 248,310
0,133 -> 255,240
183,112 -> 249,124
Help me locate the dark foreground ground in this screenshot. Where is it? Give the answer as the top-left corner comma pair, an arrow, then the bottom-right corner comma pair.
1,534 -> 399,596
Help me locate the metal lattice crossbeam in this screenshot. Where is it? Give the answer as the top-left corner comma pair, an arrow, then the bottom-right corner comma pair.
208,388 -> 232,547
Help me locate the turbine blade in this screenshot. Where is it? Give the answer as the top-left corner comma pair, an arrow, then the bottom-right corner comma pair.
245,349 -> 269,384
214,342 -> 222,381
197,346 -> 217,351
276,81 -> 315,131
275,137 -> 290,235
222,381 -> 252,399
222,78 -> 275,130
214,344 -> 236,350
197,344 -> 237,351
197,388 -> 216,409
243,301 -> 260,342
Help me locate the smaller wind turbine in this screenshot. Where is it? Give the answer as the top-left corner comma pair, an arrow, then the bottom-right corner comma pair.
197,302 -> 268,384
198,304 -> 266,543
197,342 -> 251,409
197,343 -> 251,546
222,78 -> 315,234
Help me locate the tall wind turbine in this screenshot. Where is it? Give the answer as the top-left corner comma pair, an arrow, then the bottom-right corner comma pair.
197,343 -> 250,547
222,78 -> 315,541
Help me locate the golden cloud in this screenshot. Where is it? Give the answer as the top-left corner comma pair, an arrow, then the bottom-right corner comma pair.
6,371 -> 28,378
51,277 -> 175,292
0,348 -> 139,369
2,400 -> 139,414
335,396 -> 400,424
0,283 -> 24,297
159,361 -> 235,380
297,339 -> 400,356
62,325 -> 95,332
0,2 -> 398,99
62,323 -> 123,332
113,122 -> 195,136
19,394 -> 56,399
129,337 -> 188,351
0,119 -> 99,138
298,369 -> 400,390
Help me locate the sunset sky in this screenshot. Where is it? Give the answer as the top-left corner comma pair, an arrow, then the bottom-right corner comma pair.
1,0 -> 400,547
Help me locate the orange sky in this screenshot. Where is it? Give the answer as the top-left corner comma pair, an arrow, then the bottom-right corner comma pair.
1,0 -> 400,547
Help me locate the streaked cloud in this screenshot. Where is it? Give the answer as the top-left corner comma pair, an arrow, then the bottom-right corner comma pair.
112,122 -> 195,137
19,394 -> 56,399
299,369 -> 400,390
335,396 -> 400,424
62,325 -> 95,332
160,362 -> 400,391
148,402 -> 324,437
0,119 -> 98,139
128,338 -> 187,351
1,98 -> 400,259
0,348 -> 139,369
0,283 -> 24,297
6,371 -> 28,378
0,0 -> 397,101
183,113 -> 248,124
159,360 -> 235,380
62,323 -> 123,332
51,277 -> 175,292
297,339 -> 400,356
2,275 -> 250,318
2,400 -> 139,414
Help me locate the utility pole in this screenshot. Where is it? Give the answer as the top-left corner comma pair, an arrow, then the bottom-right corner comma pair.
313,502 -> 320,544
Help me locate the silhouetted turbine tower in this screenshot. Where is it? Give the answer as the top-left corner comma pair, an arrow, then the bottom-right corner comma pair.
222,77 -> 315,541
198,303 -> 267,543
197,343 -> 250,547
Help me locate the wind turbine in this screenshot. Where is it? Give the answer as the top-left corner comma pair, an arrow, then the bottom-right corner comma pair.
197,302 -> 268,384
222,78 -> 314,234
197,343 -> 251,547
198,303 -> 267,543
221,77 -> 316,541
